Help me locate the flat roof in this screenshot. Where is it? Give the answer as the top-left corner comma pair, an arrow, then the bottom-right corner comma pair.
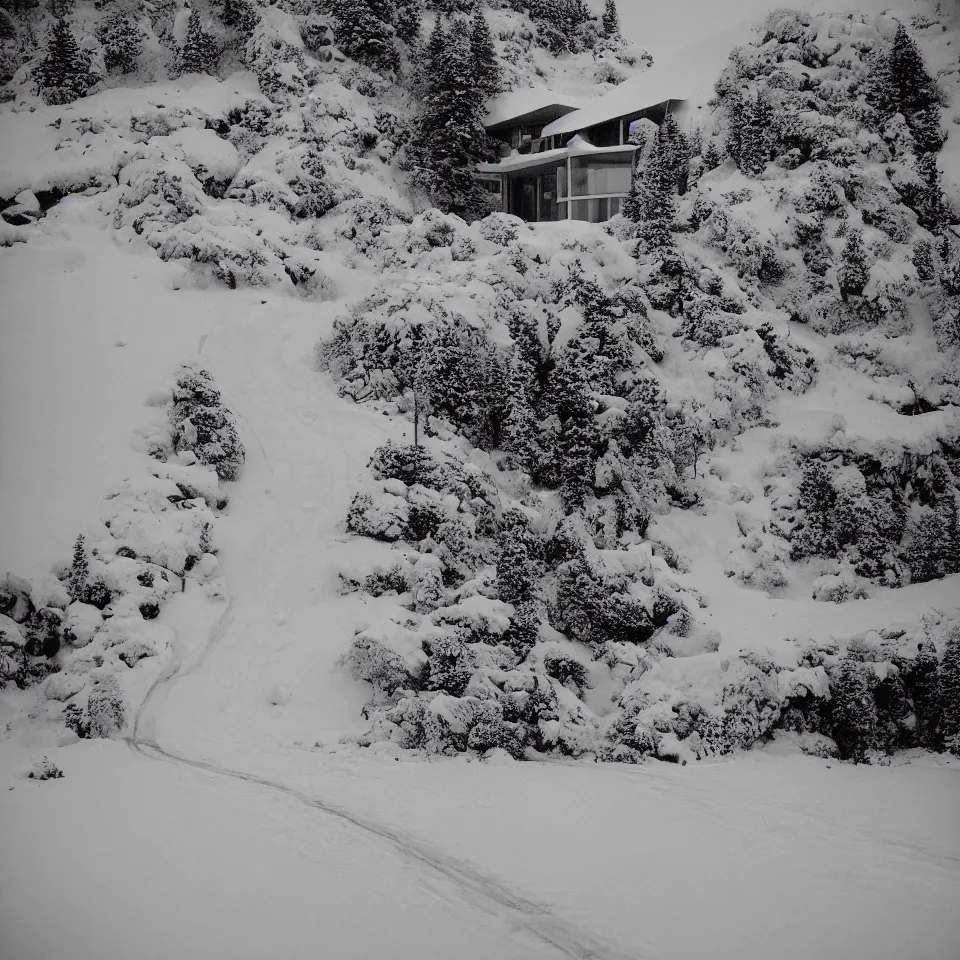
484,90 -> 586,131
541,68 -> 688,138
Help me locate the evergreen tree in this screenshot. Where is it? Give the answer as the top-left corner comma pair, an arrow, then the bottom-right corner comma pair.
914,151 -> 948,233
394,0 -> 422,45
600,0 -> 619,39
940,627 -> 960,755
887,23 -> 939,121
908,640 -> 941,749
701,139 -> 722,172
411,18 -> 490,217
907,510 -> 948,583
790,460 -> 836,560
469,6 -> 500,101
66,534 -> 89,602
96,12 -> 144,74
35,18 -> 94,104
913,239 -> 936,282
830,658 -> 877,762
502,352 -> 539,467
178,12 -> 219,76
218,0 -> 259,38
624,117 -> 680,251
837,229 -> 869,301
330,0 -> 399,74
727,91 -> 774,176
0,9 -> 17,41
496,512 -> 539,607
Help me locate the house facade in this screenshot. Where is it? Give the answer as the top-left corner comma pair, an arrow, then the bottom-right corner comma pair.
478,77 -> 687,224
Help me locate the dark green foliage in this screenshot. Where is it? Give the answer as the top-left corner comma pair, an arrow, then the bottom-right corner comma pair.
496,513 -> 539,607
427,633 -> 473,695
178,12 -> 219,76
170,367 -> 245,481
83,576 -> 112,610
913,152 -> 948,232
363,564 -> 409,597
0,8 -> 18,40
906,641 -> 940,749
872,23 -> 940,128
525,0 -> 591,55
66,534 -> 89,602
345,635 -> 417,694
913,239 -> 935,282
410,19 -> 491,217
726,91 -> 775,176
96,12 -> 143,73
330,0 -> 399,74
790,460 -> 836,560
63,701 -> 88,738
623,115 -> 685,249
543,651 -> 590,695
469,6 -> 500,101
553,559 -> 656,646
503,600 -> 541,658
368,441 -> 437,486
837,229 -> 869,301
218,0 -> 259,37
600,0 -> 619,38
35,18 -> 94,104
940,628 -> 960,755
829,658 -> 877,762
393,0 -> 422,45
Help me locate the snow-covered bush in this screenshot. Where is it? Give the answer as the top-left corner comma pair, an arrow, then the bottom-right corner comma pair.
170,366 -> 245,481
28,756 -> 64,780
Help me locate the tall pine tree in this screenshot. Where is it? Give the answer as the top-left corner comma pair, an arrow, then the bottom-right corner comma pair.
624,116 -> 680,251
178,12 -> 219,76
469,6 -> 500,101
601,0 -> 619,39
35,18 -> 94,104
411,18 -> 490,217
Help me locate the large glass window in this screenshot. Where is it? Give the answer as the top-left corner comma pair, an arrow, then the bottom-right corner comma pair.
570,154 -> 633,198
569,197 -> 622,223
556,164 -> 568,200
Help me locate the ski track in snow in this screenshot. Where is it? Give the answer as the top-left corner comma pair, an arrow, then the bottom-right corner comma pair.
126,611 -> 632,960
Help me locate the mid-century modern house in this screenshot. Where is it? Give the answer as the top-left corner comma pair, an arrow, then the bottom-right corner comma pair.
478,74 -> 689,224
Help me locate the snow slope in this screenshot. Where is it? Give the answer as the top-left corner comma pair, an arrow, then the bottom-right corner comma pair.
3,187 -> 960,958
3,2 -> 960,958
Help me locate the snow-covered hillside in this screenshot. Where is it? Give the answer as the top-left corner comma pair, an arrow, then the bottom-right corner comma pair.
2,1 -> 960,958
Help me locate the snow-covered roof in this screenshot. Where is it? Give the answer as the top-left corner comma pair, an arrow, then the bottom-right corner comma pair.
484,89 -> 587,131
540,67 -> 689,138
476,143 -> 636,175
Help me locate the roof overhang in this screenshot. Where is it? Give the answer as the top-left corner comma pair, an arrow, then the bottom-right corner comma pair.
484,90 -> 586,132
477,144 -> 637,176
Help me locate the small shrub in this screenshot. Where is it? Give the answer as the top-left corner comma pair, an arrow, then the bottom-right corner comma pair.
28,756 -> 64,780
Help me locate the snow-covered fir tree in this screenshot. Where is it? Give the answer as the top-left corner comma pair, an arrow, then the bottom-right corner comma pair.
177,11 -> 220,76
837,229 -> 869,301
330,0 -> 399,74
34,17 -> 94,104
469,5 -> 500,101
830,658 -> 877,762
941,628 -> 960,755
96,12 -> 144,74
65,534 -> 89,601
624,115 -> 683,250
410,18 -> 490,217
601,0 -> 619,39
